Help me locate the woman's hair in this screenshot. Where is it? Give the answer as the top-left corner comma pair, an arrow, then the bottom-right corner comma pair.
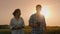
13,9 -> 21,16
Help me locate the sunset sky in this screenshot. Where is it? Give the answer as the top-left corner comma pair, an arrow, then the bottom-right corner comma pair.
0,0 -> 60,26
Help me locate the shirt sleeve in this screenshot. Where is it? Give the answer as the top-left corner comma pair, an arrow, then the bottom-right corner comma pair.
9,19 -> 15,29
29,15 -> 34,26
21,18 -> 25,28
41,16 -> 47,34
42,16 -> 46,28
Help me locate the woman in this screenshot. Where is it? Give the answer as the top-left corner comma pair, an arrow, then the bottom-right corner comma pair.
10,9 -> 25,34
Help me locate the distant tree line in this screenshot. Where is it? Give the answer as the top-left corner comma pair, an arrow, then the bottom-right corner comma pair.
0,25 -> 9,29
0,25 -> 60,29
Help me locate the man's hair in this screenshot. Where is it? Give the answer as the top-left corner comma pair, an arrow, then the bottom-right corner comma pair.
36,5 -> 42,8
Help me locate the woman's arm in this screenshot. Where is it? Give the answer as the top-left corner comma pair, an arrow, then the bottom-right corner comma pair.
10,19 -> 17,30
21,18 -> 25,28
17,17 -> 25,29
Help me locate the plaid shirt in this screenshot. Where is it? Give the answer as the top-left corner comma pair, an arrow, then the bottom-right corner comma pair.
29,13 -> 46,34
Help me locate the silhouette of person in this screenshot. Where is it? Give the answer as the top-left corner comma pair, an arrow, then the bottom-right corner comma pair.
29,5 -> 47,34
10,9 -> 25,34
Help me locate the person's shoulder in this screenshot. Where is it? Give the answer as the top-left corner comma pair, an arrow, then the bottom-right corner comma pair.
10,18 -> 15,21
40,14 -> 45,18
42,15 -> 45,18
20,17 -> 23,20
30,13 -> 36,17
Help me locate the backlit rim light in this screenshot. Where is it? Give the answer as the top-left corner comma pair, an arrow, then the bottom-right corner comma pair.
41,5 -> 50,18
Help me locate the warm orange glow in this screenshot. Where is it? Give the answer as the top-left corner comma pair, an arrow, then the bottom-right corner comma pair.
33,5 -> 50,19
41,5 -> 50,18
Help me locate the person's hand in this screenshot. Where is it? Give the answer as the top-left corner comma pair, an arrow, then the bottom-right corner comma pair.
43,28 -> 47,34
37,22 -> 41,26
34,24 -> 37,27
12,27 -> 17,30
17,26 -> 23,29
32,24 -> 38,27
30,23 -> 38,28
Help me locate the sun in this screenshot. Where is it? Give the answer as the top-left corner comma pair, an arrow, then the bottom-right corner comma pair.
33,5 -> 50,18
41,5 -> 50,18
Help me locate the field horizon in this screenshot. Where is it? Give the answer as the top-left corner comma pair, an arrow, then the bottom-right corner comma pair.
0,25 -> 60,34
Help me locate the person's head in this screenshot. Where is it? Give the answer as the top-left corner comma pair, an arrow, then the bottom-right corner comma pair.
13,9 -> 21,18
36,4 -> 42,13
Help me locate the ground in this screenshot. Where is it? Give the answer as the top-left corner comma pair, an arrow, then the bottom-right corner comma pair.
0,26 -> 60,34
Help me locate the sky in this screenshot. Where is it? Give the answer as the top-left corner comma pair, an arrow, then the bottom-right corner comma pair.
0,0 -> 60,26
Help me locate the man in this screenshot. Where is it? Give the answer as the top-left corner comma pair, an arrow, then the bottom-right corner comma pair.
29,5 -> 46,34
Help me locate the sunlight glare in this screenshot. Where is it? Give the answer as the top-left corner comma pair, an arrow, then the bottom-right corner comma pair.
41,5 -> 50,18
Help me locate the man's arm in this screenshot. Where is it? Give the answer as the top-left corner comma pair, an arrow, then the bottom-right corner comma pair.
29,15 -> 37,27
29,15 -> 34,27
42,16 -> 47,34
